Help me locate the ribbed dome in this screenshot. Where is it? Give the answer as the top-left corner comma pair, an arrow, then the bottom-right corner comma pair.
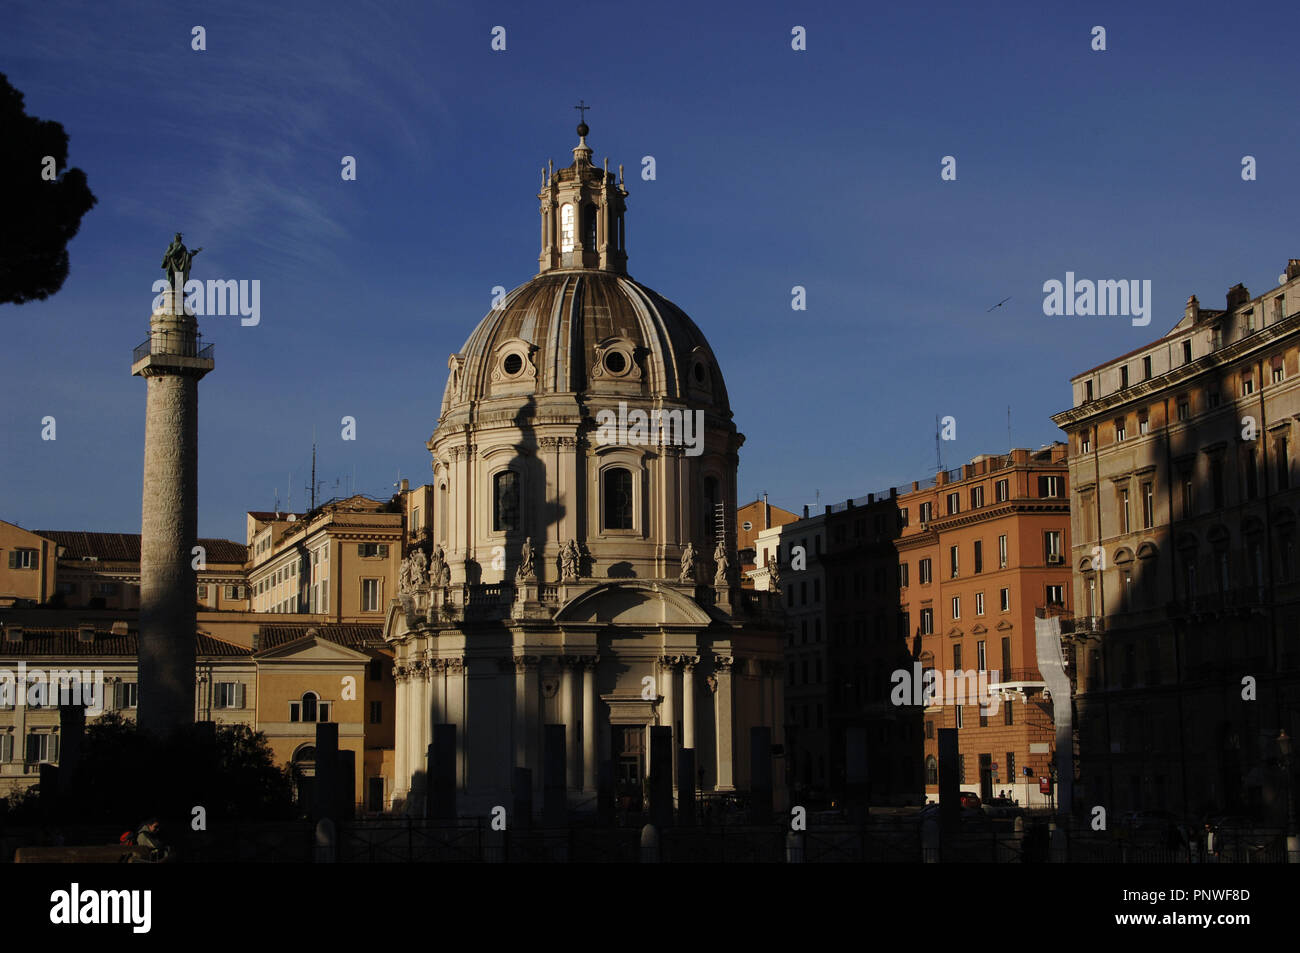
441,270 -> 730,417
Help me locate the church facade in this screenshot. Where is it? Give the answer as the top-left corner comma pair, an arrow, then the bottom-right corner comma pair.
384,121 -> 785,814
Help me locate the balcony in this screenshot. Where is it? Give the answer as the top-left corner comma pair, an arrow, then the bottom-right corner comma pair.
1167,587 -> 1269,618
132,333 -> 214,363
988,667 -> 1047,696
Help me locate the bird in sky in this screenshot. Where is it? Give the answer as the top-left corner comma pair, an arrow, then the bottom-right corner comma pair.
987,296 -> 1012,312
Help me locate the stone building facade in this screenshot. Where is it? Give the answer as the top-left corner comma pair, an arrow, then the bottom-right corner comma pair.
1051,260 -> 1300,820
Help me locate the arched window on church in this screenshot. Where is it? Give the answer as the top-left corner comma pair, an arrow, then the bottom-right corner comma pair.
583,203 -> 597,250
438,483 -> 448,545
494,470 -> 520,533
925,755 -> 938,786
560,204 -> 575,253
300,691 -> 318,722
603,467 -> 633,530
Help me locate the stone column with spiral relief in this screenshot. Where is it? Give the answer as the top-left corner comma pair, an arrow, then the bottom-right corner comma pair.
131,285 -> 213,736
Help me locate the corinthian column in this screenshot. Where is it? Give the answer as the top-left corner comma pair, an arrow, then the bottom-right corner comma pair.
682,656 -> 699,750
660,656 -> 678,788
714,655 -> 734,792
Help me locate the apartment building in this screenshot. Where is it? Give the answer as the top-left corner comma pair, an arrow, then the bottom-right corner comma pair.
756,510 -> 829,803
0,611 -> 394,810
898,446 -> 1069,805
0,522 -> 248,611
1051,260 -> 1300,820
246,493 -> 406,621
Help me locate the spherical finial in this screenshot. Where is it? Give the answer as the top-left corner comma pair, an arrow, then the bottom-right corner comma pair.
576,121 -> 589,138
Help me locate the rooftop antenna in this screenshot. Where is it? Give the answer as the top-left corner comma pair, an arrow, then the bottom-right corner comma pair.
310,428 -> 317,511
287,472 -> 292,513
1007,405 -> 1012,450
935,415 -> 943,472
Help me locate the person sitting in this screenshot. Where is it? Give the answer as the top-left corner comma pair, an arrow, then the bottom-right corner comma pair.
134,818 -> 172,862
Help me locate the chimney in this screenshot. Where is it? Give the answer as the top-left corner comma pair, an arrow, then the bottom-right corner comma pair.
1185,294 -> 1199,323
763,493 -> 770,530
3,625 -> 23,644
77,623 -> 95,643
802,505 -> 809,518
1288,260 -> 1300,282
1226,283 -> 1250,310
400,478 -> 409,493
110,621 -> 128,636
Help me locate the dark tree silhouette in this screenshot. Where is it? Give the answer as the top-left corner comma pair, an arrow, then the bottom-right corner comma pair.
0,72 -> 97,305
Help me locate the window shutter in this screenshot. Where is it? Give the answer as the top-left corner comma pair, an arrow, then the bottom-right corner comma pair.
26,734 -> 38,763
51,734 -> 59,762
113,682 -> 122,710
236,682 -> 245,709
7,552 -> 16,569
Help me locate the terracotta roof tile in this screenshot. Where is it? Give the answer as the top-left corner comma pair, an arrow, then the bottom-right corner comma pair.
35,531 -> 246,564
255,623 -> 384,651
0,628 -> 251,658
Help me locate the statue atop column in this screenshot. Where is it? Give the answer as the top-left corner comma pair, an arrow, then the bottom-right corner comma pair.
516,537 -> 536,583
429,544 -> 448,588
559,539 -> 582,581
161,232 -> 202,285
767,554 -> 780,592
678,541 -> 698,585
713,541 -> 731,588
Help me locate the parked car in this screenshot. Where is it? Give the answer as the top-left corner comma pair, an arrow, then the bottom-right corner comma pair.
958,792 -> 982,810
982,797 -> 1025,819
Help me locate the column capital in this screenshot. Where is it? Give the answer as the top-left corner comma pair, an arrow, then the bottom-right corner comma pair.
660,654 -> 682,669
681,655 -> 700,670
513,654 -> 541,673
580,655 -> 600,670
712,654 -> 734,670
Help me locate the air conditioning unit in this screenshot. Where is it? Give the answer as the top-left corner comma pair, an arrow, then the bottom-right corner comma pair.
1047,554 -> 1064,565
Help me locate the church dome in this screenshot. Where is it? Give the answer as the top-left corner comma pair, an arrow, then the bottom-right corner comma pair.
441,270 -> 730,417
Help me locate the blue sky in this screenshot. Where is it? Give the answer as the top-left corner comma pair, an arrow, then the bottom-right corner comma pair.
2,0 -> 1298,542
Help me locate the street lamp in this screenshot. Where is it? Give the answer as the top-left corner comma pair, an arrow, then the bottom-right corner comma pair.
1277,729 -> 1297,862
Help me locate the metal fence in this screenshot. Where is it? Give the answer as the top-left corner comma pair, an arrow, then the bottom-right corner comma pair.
4,817 -> 1294,863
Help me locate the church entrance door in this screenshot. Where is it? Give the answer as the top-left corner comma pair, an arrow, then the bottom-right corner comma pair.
612,724 -> 645,811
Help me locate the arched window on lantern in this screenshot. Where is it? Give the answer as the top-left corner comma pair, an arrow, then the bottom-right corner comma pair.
560,204 -> 575,253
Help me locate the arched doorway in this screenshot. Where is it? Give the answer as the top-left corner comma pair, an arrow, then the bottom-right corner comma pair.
292,744 -> 316,809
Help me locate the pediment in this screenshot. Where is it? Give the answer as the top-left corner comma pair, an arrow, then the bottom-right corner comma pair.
555,581 -> 711,626
253,635 -> 370,663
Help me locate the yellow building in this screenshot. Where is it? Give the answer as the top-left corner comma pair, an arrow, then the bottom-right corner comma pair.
0,521 -> 58,607
246,493 -> 422,622
0,522 -> 248,612
0,611 -> 393,811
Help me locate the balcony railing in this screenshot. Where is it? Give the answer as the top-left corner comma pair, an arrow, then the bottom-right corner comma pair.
132,333 -> 215,363
1167,587 -> 1269,616
987,668 -> 1045,685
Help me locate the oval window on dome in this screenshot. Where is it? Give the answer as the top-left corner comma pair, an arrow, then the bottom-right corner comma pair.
503,353 -> 523,376
693,362 -> 707,384
604,350 -> 627,375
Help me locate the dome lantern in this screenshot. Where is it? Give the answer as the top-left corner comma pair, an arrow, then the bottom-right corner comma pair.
538,109 -> 628,275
